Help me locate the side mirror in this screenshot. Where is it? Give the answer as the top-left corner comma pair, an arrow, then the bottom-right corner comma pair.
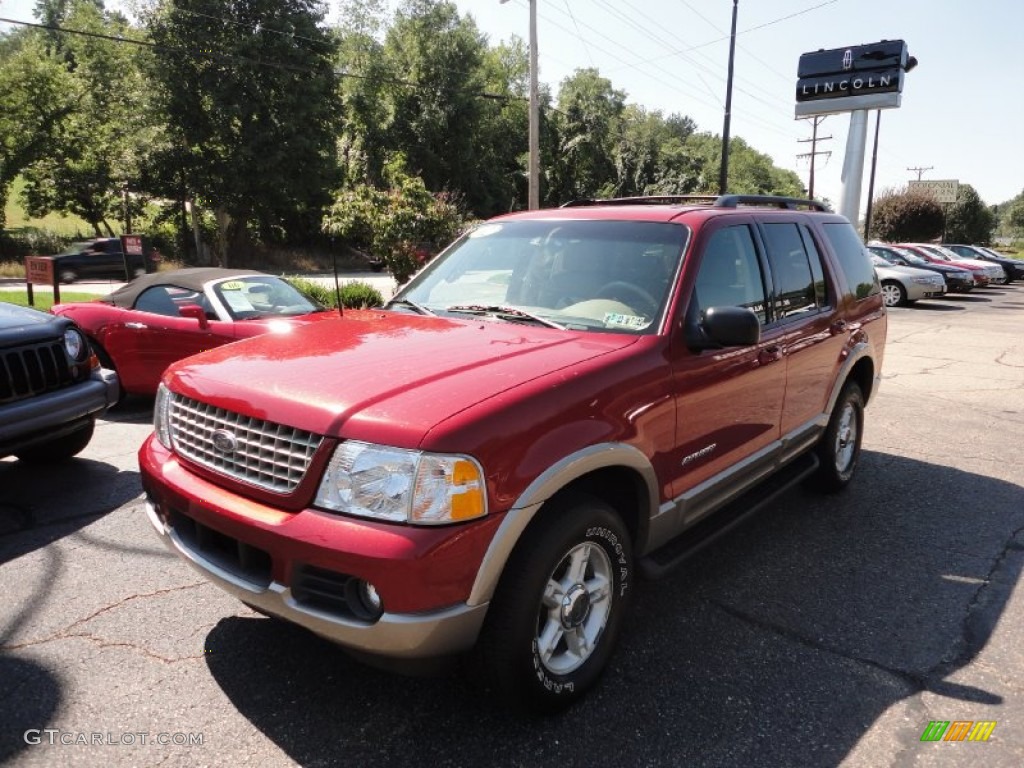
687,305 -> 760,350
179,304 -> 209,330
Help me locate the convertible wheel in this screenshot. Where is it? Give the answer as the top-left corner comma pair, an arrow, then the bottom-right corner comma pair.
880,281 -> 905,307
15,420 -> 95,463
474,495 -> 633,712
809,381 -> 864,493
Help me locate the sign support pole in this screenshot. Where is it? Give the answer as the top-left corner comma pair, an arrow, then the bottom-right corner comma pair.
838,109 -> 869,225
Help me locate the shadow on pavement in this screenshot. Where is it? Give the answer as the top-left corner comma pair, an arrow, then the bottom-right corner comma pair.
0,656 -> 61,763
203,451 -> 1024,767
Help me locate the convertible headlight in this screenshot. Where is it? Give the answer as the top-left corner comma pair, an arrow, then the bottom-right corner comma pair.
63,328 -> 87,361
154,383 -> 173,449
315,441 -> 486,525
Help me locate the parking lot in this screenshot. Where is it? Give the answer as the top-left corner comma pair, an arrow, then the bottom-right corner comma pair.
2,285 -> 1023,767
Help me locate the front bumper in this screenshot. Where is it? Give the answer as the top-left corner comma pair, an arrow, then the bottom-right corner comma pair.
140,436 -> 496,659
0,367 -> 118,450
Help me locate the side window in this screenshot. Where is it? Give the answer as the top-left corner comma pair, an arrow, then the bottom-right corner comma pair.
798,225 -> 829,306
820,222 -> 880,300
693,225 -> 767,324
134,286 -> 181,317
760,223 -> 817,320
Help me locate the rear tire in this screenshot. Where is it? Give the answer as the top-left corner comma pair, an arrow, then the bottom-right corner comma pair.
474,495 -> 633,713
59,269 -> 78,284
15,420 -> 95,463
809,382 -> 864,493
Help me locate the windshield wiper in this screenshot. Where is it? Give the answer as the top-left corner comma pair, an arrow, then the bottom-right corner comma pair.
386,298 -> 435,316
445,304 -> 565,330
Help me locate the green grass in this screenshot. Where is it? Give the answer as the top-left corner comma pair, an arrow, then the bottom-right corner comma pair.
1,291 -> 101,311
4,177 -> 93,237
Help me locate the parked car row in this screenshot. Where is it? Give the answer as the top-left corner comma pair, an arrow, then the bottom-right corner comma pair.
867,242 -> 1018,307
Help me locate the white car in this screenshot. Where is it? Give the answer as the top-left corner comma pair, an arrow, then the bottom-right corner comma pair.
870,255 -> 947,307
906,243 -> 1006,284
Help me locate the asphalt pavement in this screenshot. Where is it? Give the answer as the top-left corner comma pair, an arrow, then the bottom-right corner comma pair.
1,284 -> 1022,767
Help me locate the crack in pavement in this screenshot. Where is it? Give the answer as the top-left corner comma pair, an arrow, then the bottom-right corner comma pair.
2,581 -> 210,663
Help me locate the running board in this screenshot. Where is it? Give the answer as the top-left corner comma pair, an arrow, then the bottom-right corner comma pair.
638,452 -> 820,580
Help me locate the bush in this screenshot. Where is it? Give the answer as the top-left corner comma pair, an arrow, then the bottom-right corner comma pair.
869,189 -> 944,243
323,169 -> 465,284
287,278 -> 383,309
0,228 -> 74,261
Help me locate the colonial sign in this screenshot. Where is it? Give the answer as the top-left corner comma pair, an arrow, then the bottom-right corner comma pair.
909,179 -> 959,204
795,39 -> 910,117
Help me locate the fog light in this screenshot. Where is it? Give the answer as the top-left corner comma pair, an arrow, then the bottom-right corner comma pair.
348,579 -> 383,620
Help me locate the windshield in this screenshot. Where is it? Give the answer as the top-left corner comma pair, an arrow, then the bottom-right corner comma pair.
391,219 -> 689,334
212,275 -> 323,320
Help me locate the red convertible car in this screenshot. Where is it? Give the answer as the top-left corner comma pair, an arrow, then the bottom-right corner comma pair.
50,268 -> 339,397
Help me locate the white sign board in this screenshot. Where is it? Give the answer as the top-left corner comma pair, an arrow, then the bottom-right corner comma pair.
909,179 -> 959,204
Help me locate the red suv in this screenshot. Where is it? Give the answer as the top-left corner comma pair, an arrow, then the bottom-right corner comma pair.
140,195 -> 886,711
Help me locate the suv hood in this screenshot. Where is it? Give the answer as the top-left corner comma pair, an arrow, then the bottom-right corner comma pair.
165,310 -> 639,446
0,302 -> 68,345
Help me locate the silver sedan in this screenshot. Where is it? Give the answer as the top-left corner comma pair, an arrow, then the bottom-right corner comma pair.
871,255 -> 947,307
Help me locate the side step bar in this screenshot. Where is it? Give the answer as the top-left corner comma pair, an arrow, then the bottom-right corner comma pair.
638,452 -> 820,580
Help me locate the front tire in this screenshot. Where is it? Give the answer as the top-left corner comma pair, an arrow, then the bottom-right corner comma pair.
15,420 -> 95,463
880,280 -> 906,307
474,496 -> 633,713
809,382 -> 864,492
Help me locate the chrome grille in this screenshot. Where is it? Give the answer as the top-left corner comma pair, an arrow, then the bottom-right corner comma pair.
0,341 -> 70,404
168,394 -> 322,493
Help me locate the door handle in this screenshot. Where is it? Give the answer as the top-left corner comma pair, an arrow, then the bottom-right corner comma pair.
125,322 -> 148,329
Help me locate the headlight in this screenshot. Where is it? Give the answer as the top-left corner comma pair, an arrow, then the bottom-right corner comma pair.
154,383 -> 173,449
63,328 -> 87,361
911,277 -> 936,285
315,441 -> 486,525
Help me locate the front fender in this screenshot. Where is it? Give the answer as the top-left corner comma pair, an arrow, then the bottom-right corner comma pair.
467,442 -> 658,605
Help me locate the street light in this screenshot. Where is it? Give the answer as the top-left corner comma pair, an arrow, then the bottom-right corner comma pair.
501,0 -> 540,209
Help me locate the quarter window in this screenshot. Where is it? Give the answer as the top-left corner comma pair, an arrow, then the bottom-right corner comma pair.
820,222 -> 880,300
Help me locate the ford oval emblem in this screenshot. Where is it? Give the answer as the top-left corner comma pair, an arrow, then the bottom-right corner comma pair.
211,429 -> 239,454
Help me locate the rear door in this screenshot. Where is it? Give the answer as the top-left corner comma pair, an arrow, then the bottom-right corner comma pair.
756,219 -> 849,438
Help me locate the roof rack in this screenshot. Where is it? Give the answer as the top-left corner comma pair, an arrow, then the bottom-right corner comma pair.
714,195 -> 829,211
560,194 -> 830,212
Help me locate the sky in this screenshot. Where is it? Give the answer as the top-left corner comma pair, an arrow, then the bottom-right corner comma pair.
3,0 -> 1023,215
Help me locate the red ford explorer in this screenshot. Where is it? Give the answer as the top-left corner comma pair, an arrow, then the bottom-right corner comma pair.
140,195 -> 886,711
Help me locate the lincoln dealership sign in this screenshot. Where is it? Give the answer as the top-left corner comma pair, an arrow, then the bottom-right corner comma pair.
795,39 -> 909,117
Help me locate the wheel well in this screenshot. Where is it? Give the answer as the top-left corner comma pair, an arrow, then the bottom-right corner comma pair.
534,466 -> 648,553
847,357 -> 876,403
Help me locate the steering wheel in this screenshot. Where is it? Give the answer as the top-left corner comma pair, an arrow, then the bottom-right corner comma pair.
595,281 -> 659,317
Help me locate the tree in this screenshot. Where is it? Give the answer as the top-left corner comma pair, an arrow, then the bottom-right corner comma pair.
1002,191 -> 1024,238
0,30 -> 78,228
944,183 -> 995,244
147,0 -> 340,264
869,188 -> 944,243
19,0 -> 156,236
545,68 -> 625,203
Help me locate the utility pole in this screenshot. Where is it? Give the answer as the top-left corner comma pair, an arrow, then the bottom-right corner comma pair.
907,165 -> 933,181
500,0 -> 540,209
796,116 -> 832,198
718,0 -> 739,195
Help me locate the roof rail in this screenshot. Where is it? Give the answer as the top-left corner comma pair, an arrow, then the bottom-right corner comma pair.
560,195 -> 718,208
560,194 -> 830,211
714,195 -> 830,211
